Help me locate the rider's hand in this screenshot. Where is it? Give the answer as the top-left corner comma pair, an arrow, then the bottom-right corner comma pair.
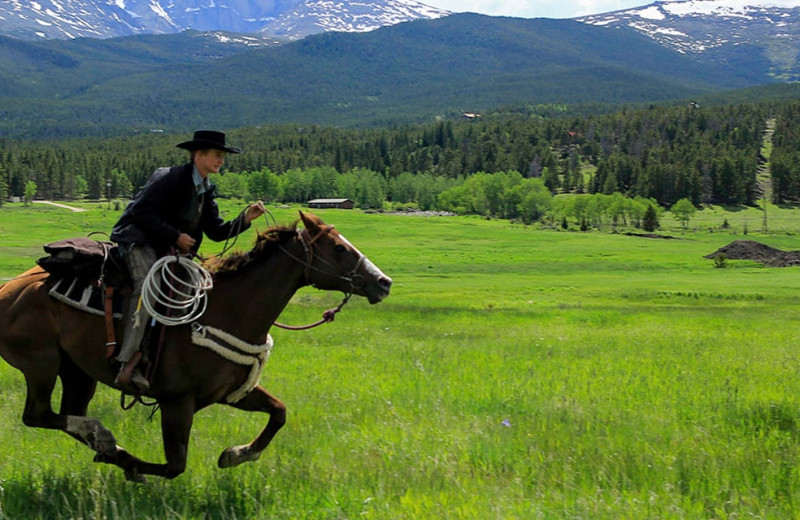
244,201 -> 266,224
176,233 -> 196,253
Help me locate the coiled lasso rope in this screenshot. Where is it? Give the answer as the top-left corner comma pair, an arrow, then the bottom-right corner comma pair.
141,255 -> 214,326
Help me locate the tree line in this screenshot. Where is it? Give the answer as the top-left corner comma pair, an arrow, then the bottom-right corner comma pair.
1,98 -> 796,226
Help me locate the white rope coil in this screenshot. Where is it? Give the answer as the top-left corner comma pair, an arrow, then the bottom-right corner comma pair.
141,255 -> 213,326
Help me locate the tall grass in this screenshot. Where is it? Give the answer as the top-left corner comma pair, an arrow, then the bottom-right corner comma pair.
1,201 -> 800,518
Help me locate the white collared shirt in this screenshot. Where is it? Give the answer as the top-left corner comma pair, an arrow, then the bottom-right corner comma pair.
192,166 -> 212,195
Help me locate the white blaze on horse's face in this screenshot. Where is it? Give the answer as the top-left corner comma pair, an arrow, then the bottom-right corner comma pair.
338,234 -> 392,304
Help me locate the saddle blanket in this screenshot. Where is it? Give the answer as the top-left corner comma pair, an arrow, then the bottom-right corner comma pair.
48,276 -> 123,318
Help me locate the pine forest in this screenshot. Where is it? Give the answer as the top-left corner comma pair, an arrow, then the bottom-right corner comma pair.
2,98 -> 800,227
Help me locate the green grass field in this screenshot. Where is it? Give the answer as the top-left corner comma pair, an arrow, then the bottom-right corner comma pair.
2,201 -> 800,518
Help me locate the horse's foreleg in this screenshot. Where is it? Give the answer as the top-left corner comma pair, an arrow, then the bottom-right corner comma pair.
54,359 -> 161,480
157,398 -> 194,478
218,385 -> 286,468
93,398 -> 195,481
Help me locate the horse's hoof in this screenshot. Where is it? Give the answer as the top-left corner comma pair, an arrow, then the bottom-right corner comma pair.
93,433 -> 118,456
218,448 -> 235,468
218,445 -> 260,468
69,417 -> 117,455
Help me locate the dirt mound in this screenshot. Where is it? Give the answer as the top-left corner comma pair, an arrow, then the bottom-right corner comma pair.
705,239 -> 800,267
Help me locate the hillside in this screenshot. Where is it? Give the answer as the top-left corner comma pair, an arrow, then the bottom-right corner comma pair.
577,0 -> 800,81
0,31 -> 280,98
0,14 -> 763,140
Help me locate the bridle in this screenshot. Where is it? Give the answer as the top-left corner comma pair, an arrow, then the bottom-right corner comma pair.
226,205 -> 367,290
298,225 -> 367,289
273,224 -> 365,330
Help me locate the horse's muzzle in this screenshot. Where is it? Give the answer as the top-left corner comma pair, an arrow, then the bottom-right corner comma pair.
362,258 -> 392,304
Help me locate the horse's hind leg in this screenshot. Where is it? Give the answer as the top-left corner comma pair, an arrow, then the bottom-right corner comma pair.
57,355 -> 117,455
58,353 -> 97,417
218,385 -> 286,468
0,270 -> 115,454
21,364 -> 65,430
19,354 -> 118,457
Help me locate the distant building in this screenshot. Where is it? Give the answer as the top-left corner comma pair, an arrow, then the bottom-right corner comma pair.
307,198 -> 355,209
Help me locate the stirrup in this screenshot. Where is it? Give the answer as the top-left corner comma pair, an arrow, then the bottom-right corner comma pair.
115,352 -> 149,394
116,365 -> 150,394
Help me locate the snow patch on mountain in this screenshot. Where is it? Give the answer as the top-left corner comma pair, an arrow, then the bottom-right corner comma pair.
0,0 -> 448,40
258,0 -> 449,39
579,0 -> 800,53
577,0 -> 800,78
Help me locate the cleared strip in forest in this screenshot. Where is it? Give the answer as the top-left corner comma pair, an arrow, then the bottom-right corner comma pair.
758,117 -> 775,202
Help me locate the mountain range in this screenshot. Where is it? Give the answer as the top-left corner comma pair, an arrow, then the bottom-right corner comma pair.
0,0 -> 449,40
0,0 -> 799,139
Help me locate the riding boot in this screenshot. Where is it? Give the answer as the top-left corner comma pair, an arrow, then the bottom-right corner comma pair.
115,296 -> 150,393
117,353 -> 149,394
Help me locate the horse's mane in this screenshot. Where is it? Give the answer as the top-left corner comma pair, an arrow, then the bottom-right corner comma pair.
203,222 -> 298,275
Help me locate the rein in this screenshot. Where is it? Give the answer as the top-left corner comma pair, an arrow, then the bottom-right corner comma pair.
211,202 -> 276,260
272,293 -> 351,330
273,226 -> 363,331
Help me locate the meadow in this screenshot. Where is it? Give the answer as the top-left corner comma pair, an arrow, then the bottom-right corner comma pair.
1,200 -> 800,518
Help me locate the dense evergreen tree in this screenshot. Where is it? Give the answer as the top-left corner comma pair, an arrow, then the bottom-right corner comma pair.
771,100 -> 800,203
643,204 -> 659,232
0,98 -> 793,224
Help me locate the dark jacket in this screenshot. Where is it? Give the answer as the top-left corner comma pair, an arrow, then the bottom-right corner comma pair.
111,163 -> 248,256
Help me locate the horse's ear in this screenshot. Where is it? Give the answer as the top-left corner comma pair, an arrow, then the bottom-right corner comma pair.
299,210 -> 323,234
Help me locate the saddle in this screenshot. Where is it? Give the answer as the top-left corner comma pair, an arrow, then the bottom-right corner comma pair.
37,237 -> 127,287
37,237 -> 132,359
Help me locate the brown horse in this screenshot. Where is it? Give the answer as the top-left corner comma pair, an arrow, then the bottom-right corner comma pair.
0,211 -> 391,481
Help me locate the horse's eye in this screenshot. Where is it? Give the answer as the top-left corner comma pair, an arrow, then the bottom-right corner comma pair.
335,244 -> 346,253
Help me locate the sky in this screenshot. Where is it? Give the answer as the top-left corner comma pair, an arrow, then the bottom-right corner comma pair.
425,0 -> 651,19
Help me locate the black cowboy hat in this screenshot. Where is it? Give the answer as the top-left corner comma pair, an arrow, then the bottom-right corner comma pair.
176,130 -> 242,154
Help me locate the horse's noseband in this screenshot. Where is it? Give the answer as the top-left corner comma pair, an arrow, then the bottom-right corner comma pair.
345,257 -> 367,290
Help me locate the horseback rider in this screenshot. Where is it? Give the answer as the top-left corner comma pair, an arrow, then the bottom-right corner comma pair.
111,130 -> 265,393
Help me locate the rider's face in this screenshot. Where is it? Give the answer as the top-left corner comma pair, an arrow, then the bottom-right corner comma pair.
194,149 -> 227,178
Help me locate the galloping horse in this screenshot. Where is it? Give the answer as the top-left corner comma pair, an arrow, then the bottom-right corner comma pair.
0,211 -> 392,481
